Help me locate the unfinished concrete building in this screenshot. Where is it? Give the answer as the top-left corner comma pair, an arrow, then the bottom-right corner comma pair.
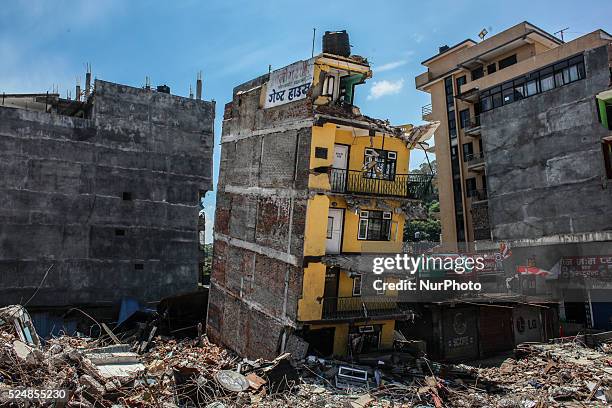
208,31 -> 434,359
0,79 -> 214,328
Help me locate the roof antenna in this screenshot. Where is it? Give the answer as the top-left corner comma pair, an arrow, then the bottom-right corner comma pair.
554,27 -> 569,42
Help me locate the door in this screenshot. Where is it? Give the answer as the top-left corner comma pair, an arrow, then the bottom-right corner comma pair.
326,209 -> 344,254
322,267 -> 339,318
331,145 -> 349,192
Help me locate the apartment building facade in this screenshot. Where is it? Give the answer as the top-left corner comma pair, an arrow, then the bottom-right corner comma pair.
416,22 -> 612,330
208,32 -> 434,359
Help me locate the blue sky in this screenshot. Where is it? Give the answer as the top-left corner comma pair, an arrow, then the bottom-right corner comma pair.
2,0 -> 610,242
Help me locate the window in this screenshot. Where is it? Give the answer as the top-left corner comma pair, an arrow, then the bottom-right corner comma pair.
525,79 -> 538,96
134,263 -> 144,270
448,117 -> 457,138
364,148 -> 397,180
465,178 -> 477,197
603,140 -> 612,180
471,66 -> 484,81
327,217 -> 334,239
122,192 -> 132,201
323,75 -> 335,96
540,67 -> 554,92
459,109 -> 470,129
477,54 -> 586,112
315,147 -> 328,159
358,210 -> 392,241
352,274 -> 362,296
115,229 -> 125,236
456,75 -> 467,92
487,63 -> 497,74
462,143 -> 473,162
499,54 -> 517,70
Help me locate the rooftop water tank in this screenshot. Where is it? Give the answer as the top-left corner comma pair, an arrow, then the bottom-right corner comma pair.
322,30 -> 350,58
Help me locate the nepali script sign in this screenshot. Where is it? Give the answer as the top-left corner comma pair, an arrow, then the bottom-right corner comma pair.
264,58 -> 315,109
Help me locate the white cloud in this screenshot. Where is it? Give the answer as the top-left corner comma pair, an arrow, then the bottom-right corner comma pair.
367,79 -> 405,100
412,33 -> 424,43
375,60 -> 407,73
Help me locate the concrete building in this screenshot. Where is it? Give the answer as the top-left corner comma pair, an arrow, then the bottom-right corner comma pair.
208,31 -> 434,359
415,22 -> 612,330
0,80 -> 214,326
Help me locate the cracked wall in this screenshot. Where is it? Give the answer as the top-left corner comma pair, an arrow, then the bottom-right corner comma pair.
0,80 -> 214,307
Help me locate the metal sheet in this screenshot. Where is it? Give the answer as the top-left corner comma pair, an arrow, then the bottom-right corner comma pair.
479,306 -> 513,356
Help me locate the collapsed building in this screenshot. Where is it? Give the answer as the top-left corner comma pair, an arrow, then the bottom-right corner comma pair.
208,31 -> 436,359
0,77 -> 214,333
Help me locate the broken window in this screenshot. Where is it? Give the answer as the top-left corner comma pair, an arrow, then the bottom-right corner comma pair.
363,148 -> 397,180
358,210 -> 391,241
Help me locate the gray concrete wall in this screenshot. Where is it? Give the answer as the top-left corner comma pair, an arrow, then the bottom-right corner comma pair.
0,80 -> 214,307
207,76 -> 312,359
482,45 -> 612,241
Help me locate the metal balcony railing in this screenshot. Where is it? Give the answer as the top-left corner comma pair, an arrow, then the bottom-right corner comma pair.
468,188 -> 488,201
421,103 -> 433,119
330,168 -> 432,199
465,151 -> 485,167
465,115 -> 481,133
321,296 -> 401,320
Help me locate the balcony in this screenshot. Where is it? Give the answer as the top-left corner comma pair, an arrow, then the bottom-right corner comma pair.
415,71 -> 432,90
421,103 -> 434,121
330,168 -> 432,200
321,296 -> 406,320
469,188 -> 488,202
465,151 -> 485,172
464,116 -> 481,136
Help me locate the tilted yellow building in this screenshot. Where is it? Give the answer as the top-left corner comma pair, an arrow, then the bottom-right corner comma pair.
209,31 -> 435,359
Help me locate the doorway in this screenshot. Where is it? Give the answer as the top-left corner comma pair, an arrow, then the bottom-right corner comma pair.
326,209 -> 344,254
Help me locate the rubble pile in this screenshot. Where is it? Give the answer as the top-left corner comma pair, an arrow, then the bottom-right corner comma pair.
470,342 -> 612,406
1,305 -> 611,407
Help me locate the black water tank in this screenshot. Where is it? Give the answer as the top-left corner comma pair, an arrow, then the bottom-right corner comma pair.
439,45 -> 450,54
322,30 -> 350,57
157,84 -> 170,94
